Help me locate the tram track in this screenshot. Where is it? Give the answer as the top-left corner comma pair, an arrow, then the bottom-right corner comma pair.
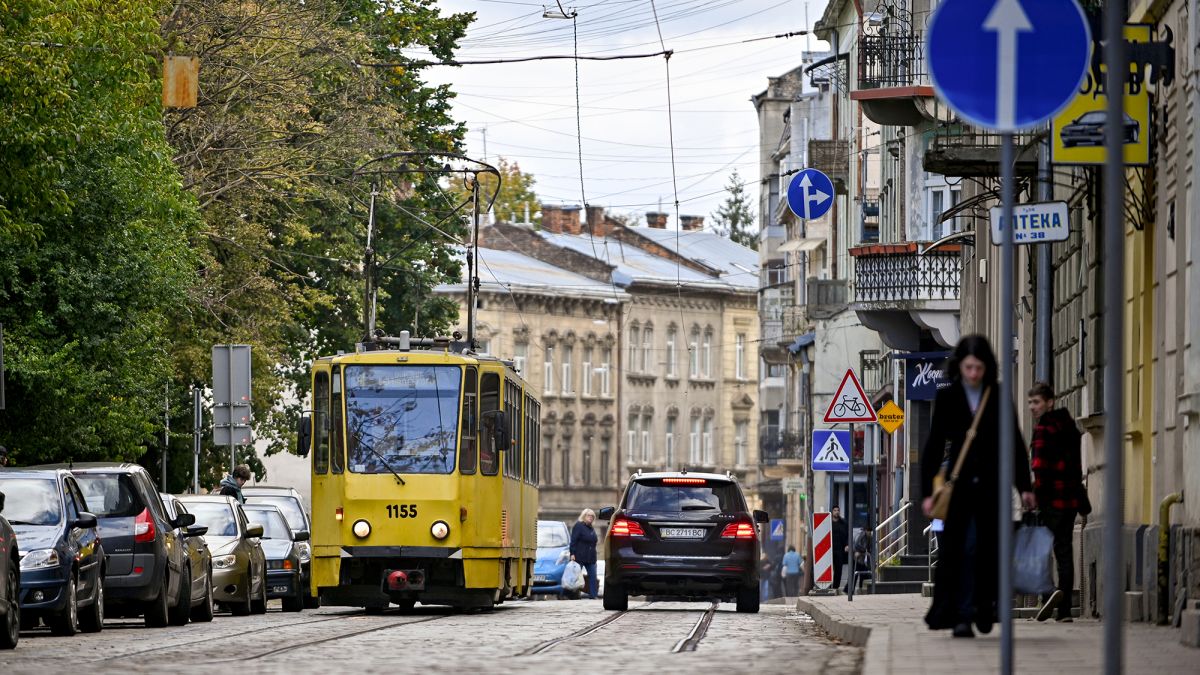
519,600 -> 721,656
206,613 -> 451,663
670,601 -> 719,653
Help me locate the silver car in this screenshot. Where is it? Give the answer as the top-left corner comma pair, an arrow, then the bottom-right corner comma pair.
178,496 -> 266,616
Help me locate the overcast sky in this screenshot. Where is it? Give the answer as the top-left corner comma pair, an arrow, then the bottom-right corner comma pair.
415,0 -> 832,229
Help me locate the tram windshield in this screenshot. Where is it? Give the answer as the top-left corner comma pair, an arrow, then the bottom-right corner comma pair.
345,365 -> 462,475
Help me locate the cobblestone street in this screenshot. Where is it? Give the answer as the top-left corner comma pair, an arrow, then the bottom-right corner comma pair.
0,600 -> 861,674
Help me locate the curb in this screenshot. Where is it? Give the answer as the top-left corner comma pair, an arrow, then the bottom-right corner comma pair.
795,598 -> 892,675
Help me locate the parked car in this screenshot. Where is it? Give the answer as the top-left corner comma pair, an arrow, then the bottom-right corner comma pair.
532,520 -> 571,596
1060,110 -> 1140,147
242,485 -> 316,608
0,469 -> 104,635
242,503 -> 308,613
599,471 -> 768,613
160,494 -> 214,622
0,488 -> 21,648
178,495 -> 267,616
63,463 -> 193,627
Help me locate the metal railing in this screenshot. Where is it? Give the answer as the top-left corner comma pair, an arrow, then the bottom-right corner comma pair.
923,523 -> 940,583
858,32 -> 927,90
874,501 -> 909,573
852,245 -> 962,303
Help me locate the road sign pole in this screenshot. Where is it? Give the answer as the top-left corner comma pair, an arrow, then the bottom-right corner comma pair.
1036,132 -> 1053,384
998,131 -> 1016,675
1102,1 -> 1127,672
192,385 -> 202,494
847,422 -> 855,602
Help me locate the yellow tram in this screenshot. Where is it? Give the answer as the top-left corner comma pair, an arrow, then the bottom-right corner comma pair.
296,331 -> 540,610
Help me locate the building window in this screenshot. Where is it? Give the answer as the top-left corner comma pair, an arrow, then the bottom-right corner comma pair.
561,345 -> 573,395
735,333 -> 746,380
582,436 -> 592,486
689,327 -> 700,378
665,416 -> 676,467
641,414 -> 652,464
641,327 -> 653,374
735,420 -> 748,466
628,323 -> 640,373
601,348 -> 612,396
582,347 -> 593,396
666,327 -> 677,377
627,415 -> 638,464
689,414 -> 701,463
514,343 -> 528,377
600,436 -> 611,487
702,415 -> 714,465
543,434 -> 554,485
561,440 -> 571,486
702,328 -> 713,378
544,346 -> 554,394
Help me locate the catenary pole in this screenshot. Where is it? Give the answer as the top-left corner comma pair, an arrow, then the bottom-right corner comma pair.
1036,132 -> 1053,384
998,131 -> 1016,675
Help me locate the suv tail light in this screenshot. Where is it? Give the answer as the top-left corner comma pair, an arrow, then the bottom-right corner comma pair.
720,521 -> 756,540
135,507 -> 156,543
610,518 -> 645,537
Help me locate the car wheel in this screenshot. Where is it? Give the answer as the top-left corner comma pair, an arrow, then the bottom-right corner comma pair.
1,564 -> 19,649
79,571 -> 104,633
602,582 -> 627,611
304,593 -> 321,609
191,568 -> 215,623
250,570 -> 267,615
735,585 -> 760,614
231,579 -> 252,617
364,604 -> 387,615
49,575 -> 79,636
282,582 -> 304,613
169,568 -> 191,626
144,574 -> 170,628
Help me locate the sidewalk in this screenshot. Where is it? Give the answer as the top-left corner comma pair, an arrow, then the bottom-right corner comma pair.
796,593 -> 1196,675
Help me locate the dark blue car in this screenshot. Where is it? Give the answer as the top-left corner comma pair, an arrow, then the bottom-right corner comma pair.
0,469 -> 105,635
532,520 -> 571,596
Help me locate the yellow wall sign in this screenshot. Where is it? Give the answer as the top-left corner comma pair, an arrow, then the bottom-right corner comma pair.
1051,24 -> 1151,166
876,400 -> 904,434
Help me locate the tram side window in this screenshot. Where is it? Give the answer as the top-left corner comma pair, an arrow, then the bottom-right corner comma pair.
460,367 -> 478,475
480,372 -> 500,476
314,371 -> 330,474
330,366 -> 344,474
504,380 -> 521,479
522,395 -> 535,484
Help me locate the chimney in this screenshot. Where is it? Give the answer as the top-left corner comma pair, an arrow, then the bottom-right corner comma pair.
586,205 -> 615,238
562,206 -> 583,235
645,211 -> 669,229
680,215 -> 704,231
541,204 -> 563,233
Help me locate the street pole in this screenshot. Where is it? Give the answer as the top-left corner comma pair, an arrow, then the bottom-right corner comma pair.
162,383 -> 169,490
364,183 -> 378,339
999,131 -> 1016,675
868,426 -> 876,595
1102,2 -> 1127,672
466,177 -> 480,348
192,385 -> 202,494
1036,132 -> 1053,384
847,422 -> 855,601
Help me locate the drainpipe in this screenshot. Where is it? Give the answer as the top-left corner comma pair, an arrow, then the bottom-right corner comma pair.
1157,491 -> 1184,624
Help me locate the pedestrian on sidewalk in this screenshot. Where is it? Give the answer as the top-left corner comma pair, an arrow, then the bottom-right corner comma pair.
569,508 -> 599,600
1027,381 -> 1084,623
759,554 -> 774,601
830,506 -> 849,591
920,335 -> 1035,639
781,546 -> 803,597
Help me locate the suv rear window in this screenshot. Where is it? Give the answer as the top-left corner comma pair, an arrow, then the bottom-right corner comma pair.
245,495 -> 306,532
624,478 -> 745,513
75,474 -> 144,518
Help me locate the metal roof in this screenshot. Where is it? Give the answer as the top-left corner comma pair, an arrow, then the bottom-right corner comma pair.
619,227 -> 760,290
434,247 -> 627,301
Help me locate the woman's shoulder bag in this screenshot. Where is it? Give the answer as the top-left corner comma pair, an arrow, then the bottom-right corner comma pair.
929,387 -> 991,521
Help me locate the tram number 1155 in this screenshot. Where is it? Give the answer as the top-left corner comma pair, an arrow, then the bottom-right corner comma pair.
386,504 -> 418,519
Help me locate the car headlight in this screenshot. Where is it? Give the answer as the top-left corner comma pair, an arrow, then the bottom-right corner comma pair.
556,550 -> 570,565
213,554 -> 238,569
352,519 -> 371,539
430,520 -> 449,540
20,549 -> 60,570
295,541 -> 312,562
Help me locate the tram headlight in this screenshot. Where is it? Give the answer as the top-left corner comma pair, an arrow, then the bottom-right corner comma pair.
430,520 -> 450,540
352,519 -> 371,539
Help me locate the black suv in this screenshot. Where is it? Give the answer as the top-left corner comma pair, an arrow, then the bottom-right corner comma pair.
599,471 -> 768,613
59,464 -> 194,627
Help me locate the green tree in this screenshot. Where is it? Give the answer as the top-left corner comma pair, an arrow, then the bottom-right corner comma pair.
711,169 -> 757,250
448,157 -> 540,225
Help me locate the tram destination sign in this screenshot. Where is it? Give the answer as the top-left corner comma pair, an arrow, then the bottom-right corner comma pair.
988,201 -> 1070,245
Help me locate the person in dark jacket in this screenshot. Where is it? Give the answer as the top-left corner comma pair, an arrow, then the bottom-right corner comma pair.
569,508 -> 599,599
1027,381 -> 1083,622
830,506 -> 849,590
219,464 -> 251,503
920,335 -> 1035,638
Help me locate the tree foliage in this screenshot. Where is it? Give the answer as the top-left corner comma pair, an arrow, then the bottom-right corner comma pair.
711,169 -> 757,250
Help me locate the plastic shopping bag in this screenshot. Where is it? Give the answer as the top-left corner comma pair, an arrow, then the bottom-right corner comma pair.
1013,524 -> 1056,595
562,561 -> 585,591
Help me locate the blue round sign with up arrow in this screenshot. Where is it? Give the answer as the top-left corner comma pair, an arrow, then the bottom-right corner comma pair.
786,168 -> 834,221
927,0 -> 1091,132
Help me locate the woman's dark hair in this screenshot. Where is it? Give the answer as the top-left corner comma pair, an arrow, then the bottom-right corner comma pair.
945,334 -> 998,386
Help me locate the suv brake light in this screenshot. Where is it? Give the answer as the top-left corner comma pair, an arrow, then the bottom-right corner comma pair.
662,477 -> 708,485
135,507 -> 156,543
610,518 -> 645,537
720,521 -> 756,539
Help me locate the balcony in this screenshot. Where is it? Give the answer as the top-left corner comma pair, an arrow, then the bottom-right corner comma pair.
851,4 -> 945,126
809,139 -> 849,192
760,427 -> 805,467
780,278 -> 848,339
850,242 -> 962,351
924,125 -> 1041,178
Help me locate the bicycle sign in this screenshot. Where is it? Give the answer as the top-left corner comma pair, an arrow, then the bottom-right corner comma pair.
823,369 -> 877,423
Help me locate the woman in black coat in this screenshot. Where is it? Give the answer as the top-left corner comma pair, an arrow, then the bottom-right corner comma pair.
569,508 -> 599,599
920,335 -> 1034,638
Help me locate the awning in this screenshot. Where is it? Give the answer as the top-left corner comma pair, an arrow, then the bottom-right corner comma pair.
788,332 -> 816,354
778,237 -> 826,253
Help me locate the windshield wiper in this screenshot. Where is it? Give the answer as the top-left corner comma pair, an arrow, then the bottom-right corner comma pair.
680,505 -> 717,511
358,439 -> 406,485
7,520 -> 37,525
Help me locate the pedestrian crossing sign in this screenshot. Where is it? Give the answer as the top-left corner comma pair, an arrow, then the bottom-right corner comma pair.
812,429 -> 851,472
769,519 -> 785,541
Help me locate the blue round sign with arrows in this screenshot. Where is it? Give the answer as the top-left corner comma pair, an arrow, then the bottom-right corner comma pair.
786,168 -> 834,221
927,0 -> 1091,132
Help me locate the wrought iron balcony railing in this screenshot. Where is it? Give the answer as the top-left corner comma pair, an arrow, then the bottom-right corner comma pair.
760,427 -> 805,466
851,243 -> 962,304
858,32 -> 927,90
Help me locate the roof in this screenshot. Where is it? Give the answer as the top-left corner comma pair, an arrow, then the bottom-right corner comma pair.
629,470 -> 739,483
0,467 -> 71,478
33,462 -> 147,473
435,247 -> 627,301
622,227 -> 759,290
177,494 -> 240,505
242,486 -> 301,495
